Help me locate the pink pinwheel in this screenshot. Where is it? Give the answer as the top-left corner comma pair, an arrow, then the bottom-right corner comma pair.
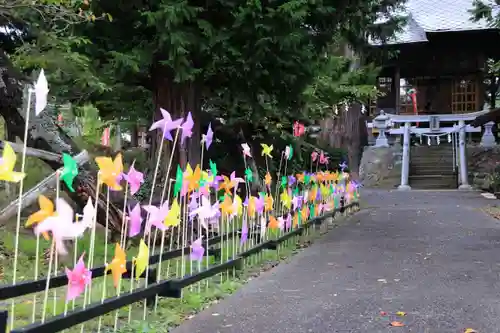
230,171 -> 244,187
123,163 -> 144,195
78,197 -> 95,228
35,198 -> 92,255
285,213 -> 292,230
204,123 -> 214,150
277,216 -> 285,231
190,237 -> 205,262
149,108 -> 183,141
190,196 -> 220,229
199,184 -> 210,197
259,216 -> 266,239
65,253 -> 91,301
180,112 -> 194,144
311,150 -> 319,162
128,203 -> 143,237
241,143 -> 252,158
143,201 -> 169,234
319,151 -> 328,165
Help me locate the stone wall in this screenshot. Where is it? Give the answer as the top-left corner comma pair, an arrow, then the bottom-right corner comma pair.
359,145 -> 402,188
468,145 -> 500,190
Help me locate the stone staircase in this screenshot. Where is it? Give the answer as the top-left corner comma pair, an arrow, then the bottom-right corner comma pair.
409,144 -> 458,189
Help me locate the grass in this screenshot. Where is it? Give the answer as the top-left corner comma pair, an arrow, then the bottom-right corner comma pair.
0,208 -> 357,333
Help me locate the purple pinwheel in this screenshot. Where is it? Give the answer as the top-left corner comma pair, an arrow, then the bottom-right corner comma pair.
128,203 -> 143,237
339,161 -> 348,172
288,175 -> 296,186
292,195 -> 303,211
123,163 -> 144,195
180,112 -> 194,144
188,194 -> 199,220
204,123 -> 214,150
315,188 -> 322,201
255,195 -> 265,215
190,237 -> 205,262
240,217 -> 248,245
149,108 -> 183,141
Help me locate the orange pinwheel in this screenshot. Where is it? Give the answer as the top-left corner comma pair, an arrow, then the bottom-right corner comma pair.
264,172 -> 272,187
264,194 -> 273,212
25,195 -> 54,240
95,153 -> 123,190
220,195 -> 234,215
219,175 -> 234,195
268,216 -> 279,229
293,213 -> 299,227
296,173 -> 305,183
314,204 -> 320,216
309,187 -> 317,202
247,196 -> 256,216
105,243 -> 127,287
301,206 -> 309,221
186,164 -> 201,192
316,172 -> 325,182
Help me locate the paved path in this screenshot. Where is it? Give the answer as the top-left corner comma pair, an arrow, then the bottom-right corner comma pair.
172,190 -> 500,333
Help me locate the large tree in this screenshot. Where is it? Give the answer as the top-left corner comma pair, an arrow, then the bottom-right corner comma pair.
81,0 -> 405,168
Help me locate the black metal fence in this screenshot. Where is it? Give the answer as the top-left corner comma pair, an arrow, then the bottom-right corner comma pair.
0,199 -> 358,333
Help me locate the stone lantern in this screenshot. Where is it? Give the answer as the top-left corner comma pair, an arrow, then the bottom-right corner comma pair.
373,110 -> 390,147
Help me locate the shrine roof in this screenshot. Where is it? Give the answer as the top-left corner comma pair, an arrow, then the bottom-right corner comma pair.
371,0 -> 496,45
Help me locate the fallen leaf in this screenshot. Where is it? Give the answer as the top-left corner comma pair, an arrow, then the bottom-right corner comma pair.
212,313 -> 220,316
390,321 -> 405,327
396,311 -> 406,316
377,278 -> 387,283
464,329 -> 477,333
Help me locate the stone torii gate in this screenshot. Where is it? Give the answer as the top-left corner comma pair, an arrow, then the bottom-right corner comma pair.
370,109 -> 495,191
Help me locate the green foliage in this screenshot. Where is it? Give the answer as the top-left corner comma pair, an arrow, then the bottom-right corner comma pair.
302,54 -> 380,119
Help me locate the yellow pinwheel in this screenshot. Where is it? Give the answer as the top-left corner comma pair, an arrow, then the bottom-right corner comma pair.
260,144 -> 273,158
133,239 -> 149,280
26,195 -> 54,240
164,199 -> 181,227
280,190 -> 291,210
232,194 -> 243,216
0,143 -> 26,183
95,153 -> 123,190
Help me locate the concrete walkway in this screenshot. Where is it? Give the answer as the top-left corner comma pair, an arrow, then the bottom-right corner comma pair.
171,190 -> 500,333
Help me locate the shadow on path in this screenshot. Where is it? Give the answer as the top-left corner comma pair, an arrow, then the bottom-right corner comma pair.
171,190 -> 500,333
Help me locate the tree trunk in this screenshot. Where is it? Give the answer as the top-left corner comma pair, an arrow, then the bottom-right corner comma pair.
149,64 -> 202,194
320,103 -> 363,177
0,66 -> 124,233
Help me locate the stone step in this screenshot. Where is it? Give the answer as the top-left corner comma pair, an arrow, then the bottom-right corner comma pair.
411,162 -> 455,168
411,161 -> 455,168
410,150 -> 453,157
409,175 -> 457,189
411,168 -> 455,176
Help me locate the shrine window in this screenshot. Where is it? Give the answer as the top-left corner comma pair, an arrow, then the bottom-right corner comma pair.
452,78 -> 477,113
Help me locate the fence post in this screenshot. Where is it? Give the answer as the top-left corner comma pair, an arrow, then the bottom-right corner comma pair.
0,310 -> 7,333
